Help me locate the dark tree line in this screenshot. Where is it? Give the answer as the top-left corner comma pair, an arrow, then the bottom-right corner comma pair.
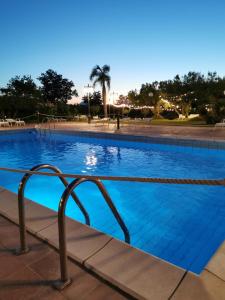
128,72 -> 225,123
1,69 -> 225,123
0,69 -> 79,119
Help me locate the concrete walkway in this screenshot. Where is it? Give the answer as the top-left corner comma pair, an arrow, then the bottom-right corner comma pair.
0,214 -> 130,300
53,122 -> 225,141
1,122 -> 225,141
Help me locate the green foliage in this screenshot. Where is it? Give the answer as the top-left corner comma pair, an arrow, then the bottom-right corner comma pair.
128,71 -> 225,120
38,69 -> 78,104
0,75 -> 40,99
0,95 -> 39,118
128,108 -> 153,119
160,110 -> 179,120
82,91 -> 102,106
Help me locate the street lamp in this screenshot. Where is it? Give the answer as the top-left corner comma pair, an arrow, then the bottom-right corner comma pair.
84,84 -> 94,123
110,91 -> 118,119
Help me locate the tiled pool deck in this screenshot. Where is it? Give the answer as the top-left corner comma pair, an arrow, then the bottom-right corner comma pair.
0,124 -> 225,299
0,187 -> 225,299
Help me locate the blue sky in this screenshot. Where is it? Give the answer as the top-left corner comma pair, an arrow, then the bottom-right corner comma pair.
0,0 -> 225,101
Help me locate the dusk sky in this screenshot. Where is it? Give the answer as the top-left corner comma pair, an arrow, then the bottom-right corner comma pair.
1,0 -> 225,102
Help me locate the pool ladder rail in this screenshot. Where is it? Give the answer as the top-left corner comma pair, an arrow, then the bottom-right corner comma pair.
16,164 -> 130,290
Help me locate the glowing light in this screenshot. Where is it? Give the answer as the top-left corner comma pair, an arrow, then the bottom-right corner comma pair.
85,154 -> 98,166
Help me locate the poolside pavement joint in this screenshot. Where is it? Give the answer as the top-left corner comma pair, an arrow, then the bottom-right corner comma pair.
37,216 -> 113,264
171,270 -> 225,300
0,215 -> 127,300
85,238 -> 186,300
205,241 -> 225,282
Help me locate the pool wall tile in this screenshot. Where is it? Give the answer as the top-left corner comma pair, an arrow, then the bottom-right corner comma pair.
48,129 -> 225,150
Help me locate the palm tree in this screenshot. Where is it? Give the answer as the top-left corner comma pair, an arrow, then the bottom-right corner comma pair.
90,65 -> 111,118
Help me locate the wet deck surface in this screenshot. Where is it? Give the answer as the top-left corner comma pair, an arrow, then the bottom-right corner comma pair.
0,214 -> 130,300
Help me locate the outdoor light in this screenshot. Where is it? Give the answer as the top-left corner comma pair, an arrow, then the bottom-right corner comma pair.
110,91 -> 118,118
148,92 -> 154,97
83,84 -> 94,123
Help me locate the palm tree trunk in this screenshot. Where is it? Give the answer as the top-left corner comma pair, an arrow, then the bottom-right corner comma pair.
102,84 -> 107,118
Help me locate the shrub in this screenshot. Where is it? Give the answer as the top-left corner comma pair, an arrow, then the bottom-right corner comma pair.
160,110 -> 179,120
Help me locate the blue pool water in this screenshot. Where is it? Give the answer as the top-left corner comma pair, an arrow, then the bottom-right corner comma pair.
0,130 -> 225,273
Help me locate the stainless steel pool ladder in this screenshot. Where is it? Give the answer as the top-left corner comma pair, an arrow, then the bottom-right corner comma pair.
16,164 -> 130,289
56,177 -> 130,289
16,164 -> 90,254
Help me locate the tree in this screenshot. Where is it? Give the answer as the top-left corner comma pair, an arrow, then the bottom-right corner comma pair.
82,91 -> 102,106
0,75 -> 40,99
116,95 -> 131,106
127,89 -> 139,105
139,82 -> 161,118
38,69 -> 78,104
90,65 -> 111,118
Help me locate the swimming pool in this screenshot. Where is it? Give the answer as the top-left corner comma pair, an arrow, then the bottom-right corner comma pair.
0,129 -> 225,274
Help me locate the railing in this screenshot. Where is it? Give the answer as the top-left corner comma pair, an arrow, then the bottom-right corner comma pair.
0,165 -> 224,289
4,164 -> 130,289
16,164 -> 90,255
57,177 -> 130,289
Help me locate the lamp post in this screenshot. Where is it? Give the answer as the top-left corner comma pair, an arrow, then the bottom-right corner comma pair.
84,84 -> 93,124
110,91 -> 118,119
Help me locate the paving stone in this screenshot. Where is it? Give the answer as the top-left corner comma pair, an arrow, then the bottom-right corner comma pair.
15,234 -> 53,267
0,215 -> 126,299
206,241 -> 225,281
29,250 -> 61,281
85,238 -> 185,300
33,287 -> 66,300
38,216 -> 112,263
171,270 -> 225,300
25,200 -> 58,233
0,215 -> 21,249
0,189 -> 30,222
30,251 -> 108,300
83,283 -> 129,300
0,266 -> 49,300
0,250 -> 26,279
61,265 -> 107,300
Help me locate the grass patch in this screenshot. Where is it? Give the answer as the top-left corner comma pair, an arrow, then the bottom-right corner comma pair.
120,118 -> 211,127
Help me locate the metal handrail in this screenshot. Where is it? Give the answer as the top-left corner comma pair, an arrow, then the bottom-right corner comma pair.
17,164 -> 90,254
56,177 -> 130,289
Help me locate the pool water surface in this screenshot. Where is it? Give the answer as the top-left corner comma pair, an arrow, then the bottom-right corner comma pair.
0,130 -> 225,274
